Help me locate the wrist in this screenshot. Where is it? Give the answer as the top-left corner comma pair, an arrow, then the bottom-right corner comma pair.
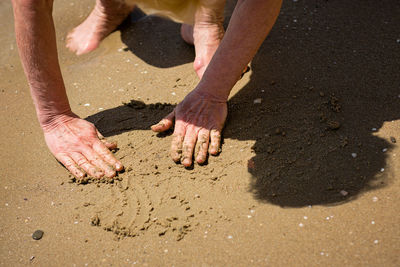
38,109 -> 78,132
194,80 -> 232,103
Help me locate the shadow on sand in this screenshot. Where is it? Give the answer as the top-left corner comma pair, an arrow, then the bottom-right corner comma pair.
87,0 -> 400,207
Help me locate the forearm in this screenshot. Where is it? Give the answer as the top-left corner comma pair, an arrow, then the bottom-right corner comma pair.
197,0 -> 282,100
12,0 -> 73,129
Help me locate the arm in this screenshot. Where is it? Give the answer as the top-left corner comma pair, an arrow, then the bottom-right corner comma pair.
12,0 -> 123,178
152,0 -> 282,166
12,0 -> 71,128
198,0 -> 282,100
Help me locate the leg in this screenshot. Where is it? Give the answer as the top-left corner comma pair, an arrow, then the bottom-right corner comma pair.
66,0 -> 135,55
180,0 -> 226,79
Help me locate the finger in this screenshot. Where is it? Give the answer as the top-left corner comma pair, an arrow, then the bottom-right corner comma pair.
170,134 -> 184,162
56,154 -> 85,179
195,129 -> 210,164
181,126 -> 198,167
92,140 -> 124,171
170,120 -> 186,162
209,129 -> 222,155
151,110 -> 175,132
96,129 -> 118,150
82,148 -> 116,178
70,152 -> 104,178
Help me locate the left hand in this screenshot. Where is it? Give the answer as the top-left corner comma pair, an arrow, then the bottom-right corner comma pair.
151,89 -> 227,167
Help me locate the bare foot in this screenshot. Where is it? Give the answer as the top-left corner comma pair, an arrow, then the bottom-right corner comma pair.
66,0 -> 134,55
180,3 -> 225,79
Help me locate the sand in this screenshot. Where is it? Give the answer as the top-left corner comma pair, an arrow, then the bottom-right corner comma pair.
1,0 -> 399,266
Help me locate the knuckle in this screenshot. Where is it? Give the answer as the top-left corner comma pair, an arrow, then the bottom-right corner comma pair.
76,158 -> 87,166
63,159 -> 75,168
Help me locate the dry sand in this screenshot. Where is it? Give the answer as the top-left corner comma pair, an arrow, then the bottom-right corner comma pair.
1,0 -> 399,266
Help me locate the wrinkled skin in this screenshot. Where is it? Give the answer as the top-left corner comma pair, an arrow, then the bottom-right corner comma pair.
151,89 -> 227,167
43,114 -> 123,178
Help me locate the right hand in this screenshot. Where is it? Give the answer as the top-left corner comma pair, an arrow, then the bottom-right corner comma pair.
43,114 -> 123,179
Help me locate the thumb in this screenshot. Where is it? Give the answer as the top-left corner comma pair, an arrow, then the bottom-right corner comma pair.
151,110 -> 175,132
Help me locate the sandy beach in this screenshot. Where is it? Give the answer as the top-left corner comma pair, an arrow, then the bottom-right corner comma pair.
1,0 -> 399,265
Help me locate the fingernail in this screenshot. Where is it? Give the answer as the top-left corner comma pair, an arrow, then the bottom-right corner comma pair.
115,162 -> 123,171
95,172 -> 104,178
196,156 -> 205,164
182,158 -> 191,167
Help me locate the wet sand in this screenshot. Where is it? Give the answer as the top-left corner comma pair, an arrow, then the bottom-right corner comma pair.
1,0 -> 399,266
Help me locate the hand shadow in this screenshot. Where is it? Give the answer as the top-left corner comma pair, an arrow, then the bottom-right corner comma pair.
86,0 -> 399,208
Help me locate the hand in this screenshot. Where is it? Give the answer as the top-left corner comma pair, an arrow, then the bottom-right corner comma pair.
151,90 -> 227,167
43,114 -> 123,178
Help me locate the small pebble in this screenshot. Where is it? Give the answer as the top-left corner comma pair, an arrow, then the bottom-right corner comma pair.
227,235 -> 233,239
374,240 -> 379,244
372,196 -> 378,202
382,148 -> 388,152
30,256 -> 35,261
171,92 -> 176,96
351,153 -> 357,158
371,128 -> 377,131
371,221 -> 375,225
247,215 -> 252,218
390,137 -> 396,143
253,98 -> 262,104
303,216 -> 308,220
380,168 -> 385,172
299,223 -> 304,227
340,190 -> 348,196
32,230 -> 44,240
83,103 -> 90,107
